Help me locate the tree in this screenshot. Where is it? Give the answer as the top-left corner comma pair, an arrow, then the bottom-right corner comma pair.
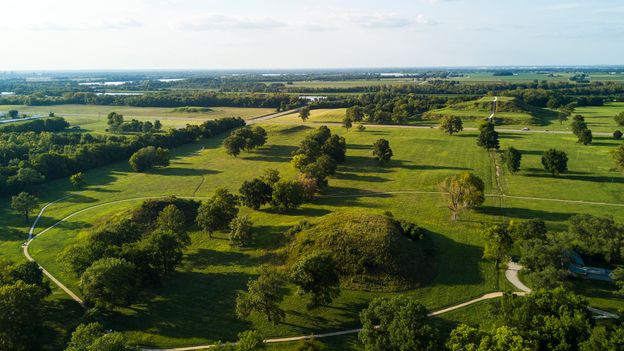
342,115 -> 353,130
229,215 -> 253,247
612,144 -> 624,172
6,261 -> 50,293
271,180 -> 305,211
7,109 -> 18,118
239,178 -> 273,210
321,134 -> 347,163
236,330 -> 265,351
129,146 -> 170,172
261,169 -> 281,187
438,172 -> 485,220
580,325 -> 624,351
481,223 -> 513,268
440,116 -> 464,135
0,280 -> 48,351
501,147 -> 522,173
224,133 -> 246,157
557,112 -> 569,125
578,128 -> 593,145
568,214 -> 624,263
614,130 -> 623,140
519,234 -> 572,289
156,204 -> 187,238
142,229 -> 186,274
66,322 -> 132,351
359,296 -> 440,351
70,172 -> 86,189
356,124 -> 366,132
11,192 -> 38,222
78,257 -> 136,308
346,106 -> 364,122
299,106 -> 311,121
541,149 -> 568,175
571,119 -> 588,136
289,251 -> 340,308
497,288 -> 592,350
236,267 -> 285,324
154,119 -> 162,130
196,188 -> 239,237
614,111 -> 624,126
372,139 -> 393,164
10,167 -> 45,186
613,267 -> 624,295
509,218 -> 547,241
477,122 -> 499,150
447,324 -> 535,351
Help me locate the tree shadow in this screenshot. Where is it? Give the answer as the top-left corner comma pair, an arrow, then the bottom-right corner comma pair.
156,167 -> 221,177
184,249 -> 264,269
334,172 -> 389,183
64,193 -> 99,203
259,206 -> 332,217
425,230 -> 487,287
103,271 -> 254,345
479,206 -> 573,222
0,228 -> 25,241
242,144 -> 298,162
277,125 -> 313,135
523,173 -> 624,184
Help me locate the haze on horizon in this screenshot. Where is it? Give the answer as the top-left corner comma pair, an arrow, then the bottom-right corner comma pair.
2,0 -> 623,71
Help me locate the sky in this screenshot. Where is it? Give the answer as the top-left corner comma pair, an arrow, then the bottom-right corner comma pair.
1,0 -> 623,70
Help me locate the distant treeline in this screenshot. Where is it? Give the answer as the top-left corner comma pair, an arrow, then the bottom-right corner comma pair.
0,91 -> 305,111
0,117 -> 245,196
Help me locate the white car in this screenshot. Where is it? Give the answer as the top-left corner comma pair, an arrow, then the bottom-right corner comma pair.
522,127 -> 530,131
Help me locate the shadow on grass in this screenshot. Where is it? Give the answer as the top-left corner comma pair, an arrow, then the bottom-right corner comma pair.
523,172 -> 624,184
479,206 -> 573,222
0,228 -> 25,241
277,125 -> 313,135
184,248 -> 266,269
334,172 -> 389,183
426,230 -> 486,287
242,144 -> 298,163
105,271 -> 254,344
259,206 -> 332,218
156,167 -> 221,177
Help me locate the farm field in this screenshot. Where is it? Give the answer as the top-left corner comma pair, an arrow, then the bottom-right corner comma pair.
0,122 -> 618,348
0,105 -> 275,132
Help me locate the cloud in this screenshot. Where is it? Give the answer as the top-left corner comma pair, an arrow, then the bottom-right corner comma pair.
176,14 -> 286,31
347,13 -> 434,29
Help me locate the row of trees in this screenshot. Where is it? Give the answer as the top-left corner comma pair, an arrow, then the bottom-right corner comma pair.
0,117 -> 245,195
0,116 -> 69,133
106,111 -> 162,133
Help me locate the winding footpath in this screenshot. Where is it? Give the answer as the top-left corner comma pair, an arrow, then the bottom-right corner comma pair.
24,189 -> 621,350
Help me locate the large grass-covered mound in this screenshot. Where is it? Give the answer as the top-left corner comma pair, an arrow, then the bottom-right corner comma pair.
286,212 -> 435,292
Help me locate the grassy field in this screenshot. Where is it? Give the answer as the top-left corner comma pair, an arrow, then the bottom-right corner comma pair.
2,122 -> 623,348
0,105 -> 275,132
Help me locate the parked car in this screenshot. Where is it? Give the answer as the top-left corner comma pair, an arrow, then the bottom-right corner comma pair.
522,127 -> 530,131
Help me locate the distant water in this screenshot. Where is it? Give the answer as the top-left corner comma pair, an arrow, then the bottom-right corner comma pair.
95,92 -> 144,96
79,81 -> 131,86
158,78 -> 185,82
1,92 -> 15,95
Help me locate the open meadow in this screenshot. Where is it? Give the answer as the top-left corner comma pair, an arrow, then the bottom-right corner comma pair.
0,105 -> 275,132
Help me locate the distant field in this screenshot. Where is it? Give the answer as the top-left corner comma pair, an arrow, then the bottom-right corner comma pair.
0,105 -> 274,132
276,108 -> 347,124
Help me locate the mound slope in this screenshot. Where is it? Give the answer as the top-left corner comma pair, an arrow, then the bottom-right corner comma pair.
287,212 -> 434,292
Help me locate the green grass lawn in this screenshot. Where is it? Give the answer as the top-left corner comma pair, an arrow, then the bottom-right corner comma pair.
2,123 -> 623,349
0,105 -> 275,133
275,109 -> 347,124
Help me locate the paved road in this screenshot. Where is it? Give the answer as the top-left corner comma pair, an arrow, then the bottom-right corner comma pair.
0,115 -> 45,124
247,107 -> 303,124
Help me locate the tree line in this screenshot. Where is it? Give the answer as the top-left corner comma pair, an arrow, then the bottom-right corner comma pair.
0,117 -> 245,196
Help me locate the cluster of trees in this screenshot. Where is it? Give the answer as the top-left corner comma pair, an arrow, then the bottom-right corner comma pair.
236,258 -> 342,324
479,214 -> 624,290
129,146 -> 170,172
570,115 -> 593,145
0,116 -> 69,133
290,126 -> 347,190
239,169 -> 311,212
0,260 -> 51,350
106,111 -> 162,133
0,117 -> 244,195
224,126 -> 268,157
356,288 -> 624,351
59,198 -> 197,308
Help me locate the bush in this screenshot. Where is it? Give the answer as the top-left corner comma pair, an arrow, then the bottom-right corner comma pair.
614,130 -> 623,140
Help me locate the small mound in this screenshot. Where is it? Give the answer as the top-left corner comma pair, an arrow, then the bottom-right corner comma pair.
286,212 -> 434,292
172,106 -> 213,113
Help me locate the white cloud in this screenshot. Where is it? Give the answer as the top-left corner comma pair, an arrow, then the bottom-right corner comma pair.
176,14 -> 286,31
345,13 -> 434,29
25,18 -> 142,31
